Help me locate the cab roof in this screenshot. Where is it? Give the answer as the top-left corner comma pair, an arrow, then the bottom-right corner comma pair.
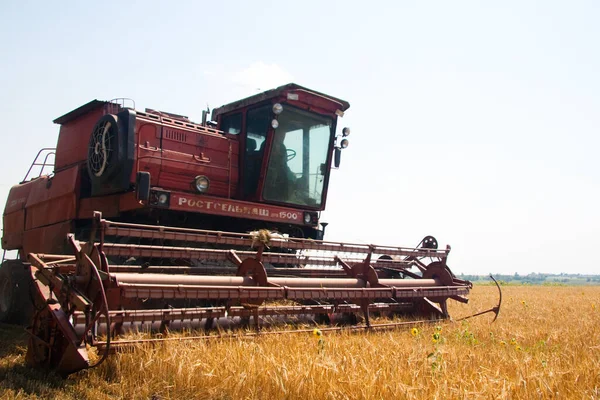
53,99 -> 108,125
211,83 -> 350,120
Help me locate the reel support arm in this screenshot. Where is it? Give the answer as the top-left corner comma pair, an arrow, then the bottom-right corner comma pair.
456,275 -> 502,323
23,214 -> 475,377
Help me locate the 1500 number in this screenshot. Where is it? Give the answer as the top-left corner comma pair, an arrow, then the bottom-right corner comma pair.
279,211 -> 298,220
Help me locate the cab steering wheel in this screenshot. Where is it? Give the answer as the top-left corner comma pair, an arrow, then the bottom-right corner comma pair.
286,148 -> 296,161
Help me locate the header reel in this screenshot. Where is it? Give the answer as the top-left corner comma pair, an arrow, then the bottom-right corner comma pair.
24,212 -> 497,377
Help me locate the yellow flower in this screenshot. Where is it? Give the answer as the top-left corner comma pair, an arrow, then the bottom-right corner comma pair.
313,328 -> 322,337
432,332 -> 441,343
435,325 -> 443,333
592,303 -> 596,310
499,340 -> 506,346
515,345 -> 522,351
509,338 -> 517,346
411,328 -> 419,337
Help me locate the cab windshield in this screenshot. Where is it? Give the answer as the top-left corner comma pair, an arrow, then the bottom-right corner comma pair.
263,106 -> 332,207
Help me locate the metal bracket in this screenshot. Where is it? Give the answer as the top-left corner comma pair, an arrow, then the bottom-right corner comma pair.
456,275 -> 502,323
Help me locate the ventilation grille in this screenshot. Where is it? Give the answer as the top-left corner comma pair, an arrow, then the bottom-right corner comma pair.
165,129 -> 187,142
136,110 -> 224,136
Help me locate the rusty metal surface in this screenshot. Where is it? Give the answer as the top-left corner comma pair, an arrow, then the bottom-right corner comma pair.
95,318 -> 443,354
92,243 -> 435,269
102,221 -> 449,259
72,302 -> 416,326
22,214 -> 482,377
55,263 -> 385,279
25,267 -> 90,377
119,283 -> 287,300
111,273 -> 442,288
100,243 -> 432,266
211,83 -> 350,119
457,275 -> 502,322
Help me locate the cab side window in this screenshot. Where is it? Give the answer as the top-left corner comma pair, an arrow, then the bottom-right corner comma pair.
243,105 -> 271,198
221,113 -> 242,134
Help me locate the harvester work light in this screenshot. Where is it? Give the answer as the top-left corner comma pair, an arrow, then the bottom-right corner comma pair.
194,175 -> 210,192
303,211 -> 318,225
149,190 -> 170,207
158,193 -> 169,205
304,213 -> 312,224
272,103 -> 283,115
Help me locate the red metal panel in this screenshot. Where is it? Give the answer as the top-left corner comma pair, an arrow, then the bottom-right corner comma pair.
157,145 -> 238,197
72,304 -> 416,325
291,90 -> 348,113
54,107 -> 105,171
119,192 -> 143,212
101,221 -> 449,259
78,194 -> 121,219
119,283 -> 286,301
286,287 -> 394,301
3,182 -> 34,214
134,115 -> 240,198
25,167 -> 79,230
73,307 -> 227,325
79,193 -> 139,220
2,179 -> 36,250
24,167 -> 79,208
135,123 -> 162,185
26,194 -> 76,231
392,286 -> 470,299
1,209 -> 24,249
212,84 -> 350,118
22,221 -> 73,255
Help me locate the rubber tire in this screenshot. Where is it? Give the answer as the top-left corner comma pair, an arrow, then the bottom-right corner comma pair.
0,260 -> 34,325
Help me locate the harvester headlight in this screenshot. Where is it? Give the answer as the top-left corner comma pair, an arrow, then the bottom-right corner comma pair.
149,190 -> 170,207
303,212 -> 318,226
340,138 -> 349,149
342,127 -> 351,137
194,175 -> 210,193
272,103 -> 283,115
271,119 -> 279,129
304,213 -> 312,224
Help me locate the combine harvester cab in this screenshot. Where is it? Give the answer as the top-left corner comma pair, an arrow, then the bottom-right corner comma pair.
0,84 -> 499,377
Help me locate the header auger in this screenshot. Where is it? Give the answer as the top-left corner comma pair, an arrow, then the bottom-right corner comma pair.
26,212 -> 473,377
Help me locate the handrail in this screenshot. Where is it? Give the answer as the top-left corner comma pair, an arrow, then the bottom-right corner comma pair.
22,148 -> 56,183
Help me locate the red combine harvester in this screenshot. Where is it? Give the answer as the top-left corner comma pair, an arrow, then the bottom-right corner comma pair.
0,84 -> 500,376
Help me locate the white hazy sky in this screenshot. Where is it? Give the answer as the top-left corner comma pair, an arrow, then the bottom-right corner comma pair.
0,1 -> 598,275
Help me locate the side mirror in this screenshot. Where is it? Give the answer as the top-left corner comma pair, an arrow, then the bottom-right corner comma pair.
319,163 -> 327,175
136,171 -> 151,201
334,148 -> 342,168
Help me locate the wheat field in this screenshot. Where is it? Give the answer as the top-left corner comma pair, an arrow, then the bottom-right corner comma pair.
1,285 -> 599,399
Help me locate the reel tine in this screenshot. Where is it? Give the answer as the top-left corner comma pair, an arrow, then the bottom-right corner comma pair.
489,274 -> 502,323
456,274 -> 502,323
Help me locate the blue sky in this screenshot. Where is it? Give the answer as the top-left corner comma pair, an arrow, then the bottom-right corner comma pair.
1,1 -> 598,274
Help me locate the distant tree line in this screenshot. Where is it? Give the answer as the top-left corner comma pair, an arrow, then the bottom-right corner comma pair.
458,272 -> 600,286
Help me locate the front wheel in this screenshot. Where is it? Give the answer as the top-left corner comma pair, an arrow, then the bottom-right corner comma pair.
0,260 -> 33,325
